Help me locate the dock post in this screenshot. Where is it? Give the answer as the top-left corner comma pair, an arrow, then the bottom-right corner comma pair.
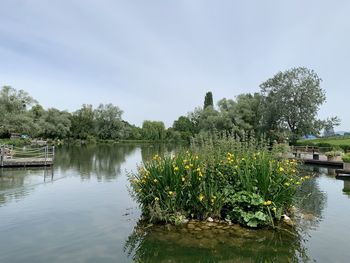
44,146 -> 47,166
0,147 -> 3,167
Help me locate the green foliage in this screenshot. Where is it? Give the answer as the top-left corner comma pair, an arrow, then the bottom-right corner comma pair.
325,149 -> 344,158
260,67 -> 326,143
70,104 -> 95,139
342,153 -> 350,163
0,86 -> 38,137
94,103 -> 124,140
172,116 -> 195,142
37,108 -> 72,139
203,91 -> 213,109
142,121 -> 166,141
129,135 -> 306,228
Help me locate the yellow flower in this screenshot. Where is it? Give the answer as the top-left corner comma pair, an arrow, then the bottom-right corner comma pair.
153,179 -> 158,183
174,167 -> 179,171
168,191 -> 174,196
195,156 -> 199,160
272,207 -> 277,212
185,165 -> 190,169
296,181 -> 301,185
196,168 -> 201,172
284,182 -> 290,187
198,171 -> 203,177
265,200 -> 272,206
199,193 -> 205,202
278,167 -> 284,172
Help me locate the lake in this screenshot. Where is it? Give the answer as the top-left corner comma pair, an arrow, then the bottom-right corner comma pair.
0,144 -> 350,262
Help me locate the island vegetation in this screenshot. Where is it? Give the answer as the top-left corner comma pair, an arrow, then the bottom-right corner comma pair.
129,134 -> 309,228
0,67 -> 340,146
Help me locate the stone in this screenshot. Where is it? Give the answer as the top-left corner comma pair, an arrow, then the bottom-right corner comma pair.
282,214 -> 294,226
207,217 -> 214,222
187,223 -> 195,229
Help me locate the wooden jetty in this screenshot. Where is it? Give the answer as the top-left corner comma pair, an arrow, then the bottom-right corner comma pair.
302,159 -> 343,168
0,145 -> 55,168
291,146 -> 345,168
336,169 -> 350,180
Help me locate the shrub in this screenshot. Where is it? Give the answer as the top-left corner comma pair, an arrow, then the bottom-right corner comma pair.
343,153 -> 350,163
325,150 -> 344,158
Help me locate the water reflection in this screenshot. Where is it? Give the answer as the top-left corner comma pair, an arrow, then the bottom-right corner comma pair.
54,144 -> 137,180
124,221 -> 309,262
0,167 -> 53,206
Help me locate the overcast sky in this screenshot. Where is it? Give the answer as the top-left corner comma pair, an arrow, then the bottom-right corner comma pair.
0,0 -> 349,130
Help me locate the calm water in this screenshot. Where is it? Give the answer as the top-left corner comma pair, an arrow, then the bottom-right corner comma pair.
0,144 -> 350,263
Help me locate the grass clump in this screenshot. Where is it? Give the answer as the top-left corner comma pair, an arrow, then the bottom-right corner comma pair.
129,134 -> 308,228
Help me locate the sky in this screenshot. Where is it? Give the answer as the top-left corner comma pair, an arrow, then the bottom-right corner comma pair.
0,0 -> 349,130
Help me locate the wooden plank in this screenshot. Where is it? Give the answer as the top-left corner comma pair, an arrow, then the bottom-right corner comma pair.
296,158 -> 344,168
1,158 -> 53,167
336,169 -> 350,175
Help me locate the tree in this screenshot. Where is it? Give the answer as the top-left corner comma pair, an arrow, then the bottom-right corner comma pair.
94,103 -> 124,140
38,108 -> 72,139
142,121 -> 166,140
172,116 -> 195,141
323,117 -> 341,137
260,67 -> 326,143
234,93 -> 264,135
0,86 -> 37,137
70,104 -> 95,139
203,91 -> 214,109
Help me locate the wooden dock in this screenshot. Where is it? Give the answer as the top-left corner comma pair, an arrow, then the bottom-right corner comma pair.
0,145 -> 54,168
336,169 -> 350,180
302,159 -> 344,168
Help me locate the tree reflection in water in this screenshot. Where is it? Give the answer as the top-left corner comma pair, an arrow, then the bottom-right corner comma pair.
54,144 -> 137,181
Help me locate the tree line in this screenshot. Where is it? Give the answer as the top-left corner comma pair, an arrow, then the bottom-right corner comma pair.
0,67 -> 340,144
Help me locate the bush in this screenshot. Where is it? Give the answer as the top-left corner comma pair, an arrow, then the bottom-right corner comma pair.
325,150 -> 344,158
343,153 -> 350,163
129,135 -> 307,228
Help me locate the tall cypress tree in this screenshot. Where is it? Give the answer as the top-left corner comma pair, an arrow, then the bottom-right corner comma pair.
203,91 -> 214,109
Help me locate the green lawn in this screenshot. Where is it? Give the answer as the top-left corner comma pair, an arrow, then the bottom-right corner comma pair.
297,136 -> 350,151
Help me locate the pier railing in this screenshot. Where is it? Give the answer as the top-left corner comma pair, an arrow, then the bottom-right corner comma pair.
0,145 -> 55,167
